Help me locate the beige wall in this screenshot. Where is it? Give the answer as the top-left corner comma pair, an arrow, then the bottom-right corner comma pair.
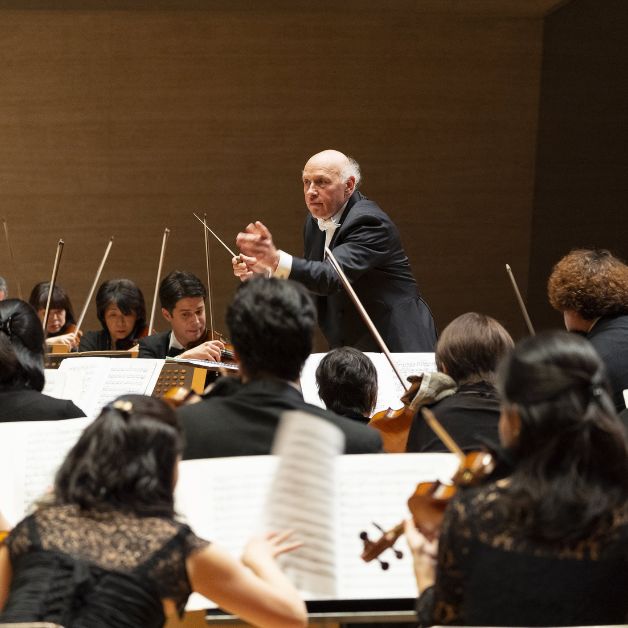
0,3 -> 545,339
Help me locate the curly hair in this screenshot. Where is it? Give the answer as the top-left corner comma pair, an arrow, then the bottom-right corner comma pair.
547,249 -> 628,319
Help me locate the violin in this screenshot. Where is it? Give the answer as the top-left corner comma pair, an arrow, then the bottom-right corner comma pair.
359,408 -> 496,569
162,386 -> 202,408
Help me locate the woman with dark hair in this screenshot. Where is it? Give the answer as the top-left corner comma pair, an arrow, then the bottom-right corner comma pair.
406,331 -> 628,626
28,281 -> 80,350
0,299 -> 84,421
0,395 -> 307,627
548,248 -> 628,411
405,312 -> 514,453
79,279 -> 148,351
316,347 -> 378,423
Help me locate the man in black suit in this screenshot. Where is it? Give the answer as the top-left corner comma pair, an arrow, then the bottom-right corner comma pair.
138,270 -> 224,360
233,149 -> 436,352
179,277 -> 382,459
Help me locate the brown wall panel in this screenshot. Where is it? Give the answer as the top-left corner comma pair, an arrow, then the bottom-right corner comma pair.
528,0 -> 628,330
0,5 -> 543,341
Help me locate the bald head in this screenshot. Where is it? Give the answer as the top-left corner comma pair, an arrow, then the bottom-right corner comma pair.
301,150 -> 361,220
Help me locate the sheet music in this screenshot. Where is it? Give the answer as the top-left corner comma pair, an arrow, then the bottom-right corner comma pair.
44,358 -> 164,418
263,411 -> 345,598
0,417 -> 92,524
176,456 -> 278,612
300,352 -> 436,415
334,453 -> 458,600
299,354 -> 326,408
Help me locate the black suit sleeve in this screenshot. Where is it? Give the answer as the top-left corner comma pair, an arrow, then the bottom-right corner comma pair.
290,210 -> 396,296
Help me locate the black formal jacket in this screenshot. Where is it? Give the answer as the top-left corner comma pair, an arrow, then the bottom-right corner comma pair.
290,190 -> 437,352
179,378 -> 382,459
79,329 -> 143,352
0,389 -> 85,422
587,314 -> 628,412
138,331 -> 181,359
405,381 -> 501,454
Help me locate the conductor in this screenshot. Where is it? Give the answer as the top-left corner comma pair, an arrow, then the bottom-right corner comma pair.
233,149 -> 436,352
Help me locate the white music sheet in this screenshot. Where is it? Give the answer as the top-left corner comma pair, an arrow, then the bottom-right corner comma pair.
44,357 -> 164,418
300,352 -> 437,415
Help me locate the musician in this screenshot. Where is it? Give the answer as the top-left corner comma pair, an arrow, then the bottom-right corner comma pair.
79,279 -> 147,351
0,299 -> 84,421
28,281 -> 80,350
0,276 -> 7,301
548,248 -> 628,411
233,149 -> 437,352
406,331 -> 628,626
179,277 -> 382,458
406,312 -> 513,453
137,271 -> 223,360
315,347 -> 378,423
0,394 -> 307,627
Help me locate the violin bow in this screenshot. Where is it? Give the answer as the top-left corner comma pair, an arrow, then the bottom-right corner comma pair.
74,236 -> 114,335
505,263 -> 535,336
43,239 -> 65,334
203,212 -> 215,341
148,228 -> 170,335
324,246 -> 408,391
193,213 -> 238,258
1,217 -> 23,299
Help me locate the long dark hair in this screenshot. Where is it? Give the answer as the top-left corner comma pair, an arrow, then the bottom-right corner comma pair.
54,395 -> 183,517
28,281 -> 76,333
0,299 -> 46,392
496,330 -> 628,542
95,279 -> 147,345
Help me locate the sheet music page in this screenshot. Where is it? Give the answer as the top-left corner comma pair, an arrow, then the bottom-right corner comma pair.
42,368 -> 67,399
50,357 -> 164,418
334,453 -> 458,600
262,411 -> 345,598
176,456 -> 278,611
367,353 -> 437,414
0,417 -> 92,523
91,358 -> 164,414
299,353 -> 326,408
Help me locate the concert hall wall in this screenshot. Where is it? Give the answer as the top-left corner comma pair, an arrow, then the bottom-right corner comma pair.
0,0 -> 623,345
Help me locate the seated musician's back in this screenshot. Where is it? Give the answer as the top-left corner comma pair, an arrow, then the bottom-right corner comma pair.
0,299 -> 84,421
408,331 -> 628,626
179,277 -> 382,458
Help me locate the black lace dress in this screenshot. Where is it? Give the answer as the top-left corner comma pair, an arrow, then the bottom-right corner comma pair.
417,482 -> 628,626
0,504 -> 209,627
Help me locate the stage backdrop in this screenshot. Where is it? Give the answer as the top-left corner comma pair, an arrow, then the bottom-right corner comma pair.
0,0 -> 625,346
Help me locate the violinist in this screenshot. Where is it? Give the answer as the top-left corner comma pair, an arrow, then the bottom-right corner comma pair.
137,271 -> 224,361
548,248 -> 628,412
405,312 -> 513,454
0,299 -> 84,421
179,277 -> 382,459
79,279 -> 148,352
407,331 -> 628,626
315,347 -> 378,424
28,281 -> 80,350
0,276 -> 7,301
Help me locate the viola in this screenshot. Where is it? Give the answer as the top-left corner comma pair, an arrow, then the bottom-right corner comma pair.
359,408 -> 496,569
161,386 -> 202,408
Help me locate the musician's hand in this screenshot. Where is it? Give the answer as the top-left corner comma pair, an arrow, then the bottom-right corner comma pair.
45,332 -> 80,350
236,221 -> 280,272
242,530 -> 303,570
404,519 -> 438,592
401,374 -> 424,406
232,254 -> 259,282
180,340 -> 224,362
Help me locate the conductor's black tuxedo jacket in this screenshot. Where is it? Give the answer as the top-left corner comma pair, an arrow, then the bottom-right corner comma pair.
290,190 -> 436,352
179,377 -> 382,459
